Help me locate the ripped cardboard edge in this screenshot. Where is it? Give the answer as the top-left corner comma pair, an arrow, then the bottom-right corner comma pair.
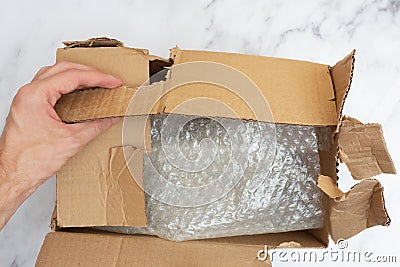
63,37 -> 124,48
337,116 -> 396,180
330,50 -> 355,123
317,175 -> 390,242
50,205 -> 58,231
318,113 -> 395,240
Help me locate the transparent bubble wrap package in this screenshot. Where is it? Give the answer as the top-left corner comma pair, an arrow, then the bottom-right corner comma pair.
98,114 -> 330,241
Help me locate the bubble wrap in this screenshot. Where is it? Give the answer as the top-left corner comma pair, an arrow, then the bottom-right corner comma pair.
97,114 -> 329,241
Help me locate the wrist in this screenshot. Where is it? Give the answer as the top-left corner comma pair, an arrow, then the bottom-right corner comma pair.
0,157 -> 38,230
0,154 -> 38,198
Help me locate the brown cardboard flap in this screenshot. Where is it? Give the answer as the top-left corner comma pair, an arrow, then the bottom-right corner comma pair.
55,87 -> 137,122
63,37 -> 124,48
57,118 -> 147,227
330,50 -> 355,119
338,116 -> 396,179
170,48 -> 338,126
36,231 -> 271,267
55,47 -> 348,126
318,176 -> 390,242
57,46 -> 149,88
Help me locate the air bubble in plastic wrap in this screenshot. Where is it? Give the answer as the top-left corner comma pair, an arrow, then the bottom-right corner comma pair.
97,114 -> 329,241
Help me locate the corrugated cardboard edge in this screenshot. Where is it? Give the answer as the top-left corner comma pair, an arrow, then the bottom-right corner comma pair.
55,86 -> 137,123
330,50 -> 355,123
318,176 -> 390,242
337,116 -> 396,179
63,37 -> 124,48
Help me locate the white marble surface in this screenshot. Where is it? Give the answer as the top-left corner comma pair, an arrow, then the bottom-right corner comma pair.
0,0 -> 399,266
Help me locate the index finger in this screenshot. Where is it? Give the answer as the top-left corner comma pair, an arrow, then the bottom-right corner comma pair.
32,61 -> 96,82
34,69 -> 123,106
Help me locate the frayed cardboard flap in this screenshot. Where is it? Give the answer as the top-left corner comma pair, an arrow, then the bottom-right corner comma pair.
318,175 -> 390,242
330,50 -> 355,119
338,116 -> 396,180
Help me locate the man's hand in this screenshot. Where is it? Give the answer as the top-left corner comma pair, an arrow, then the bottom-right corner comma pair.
0,62 -> 122,230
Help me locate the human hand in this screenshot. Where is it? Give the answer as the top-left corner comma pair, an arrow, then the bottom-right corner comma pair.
0,62 -> 122,229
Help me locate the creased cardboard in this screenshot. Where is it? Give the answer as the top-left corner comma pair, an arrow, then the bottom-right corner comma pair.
318,176 -> 390,242
57,117 -> 147,227
106,146 -> 145,226
338,116 -> 396,179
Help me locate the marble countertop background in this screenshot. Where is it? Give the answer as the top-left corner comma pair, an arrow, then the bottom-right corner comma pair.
0,0 -> 399,266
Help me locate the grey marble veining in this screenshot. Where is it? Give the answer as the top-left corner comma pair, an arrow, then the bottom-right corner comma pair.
0,0 -> 399,266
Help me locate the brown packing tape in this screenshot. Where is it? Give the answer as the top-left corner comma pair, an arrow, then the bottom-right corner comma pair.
317,176 -> 390,242
338,116 -> 396,179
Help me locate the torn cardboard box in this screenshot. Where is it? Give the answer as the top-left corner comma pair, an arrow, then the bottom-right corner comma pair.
36,37 -> 396,266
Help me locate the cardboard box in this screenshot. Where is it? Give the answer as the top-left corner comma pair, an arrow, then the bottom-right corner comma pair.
35,37 -> 396,266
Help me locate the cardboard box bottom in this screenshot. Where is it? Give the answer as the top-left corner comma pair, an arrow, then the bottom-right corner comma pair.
35,229 -> 325,266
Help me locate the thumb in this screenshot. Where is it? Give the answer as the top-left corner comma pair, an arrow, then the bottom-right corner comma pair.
69,117 -> 122,146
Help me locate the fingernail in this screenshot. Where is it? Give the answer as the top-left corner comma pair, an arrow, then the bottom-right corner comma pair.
111,117 -> 122,123
108,75 -> 122,82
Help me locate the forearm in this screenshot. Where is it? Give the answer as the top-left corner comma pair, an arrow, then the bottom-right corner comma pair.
0,162 -> 37,230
